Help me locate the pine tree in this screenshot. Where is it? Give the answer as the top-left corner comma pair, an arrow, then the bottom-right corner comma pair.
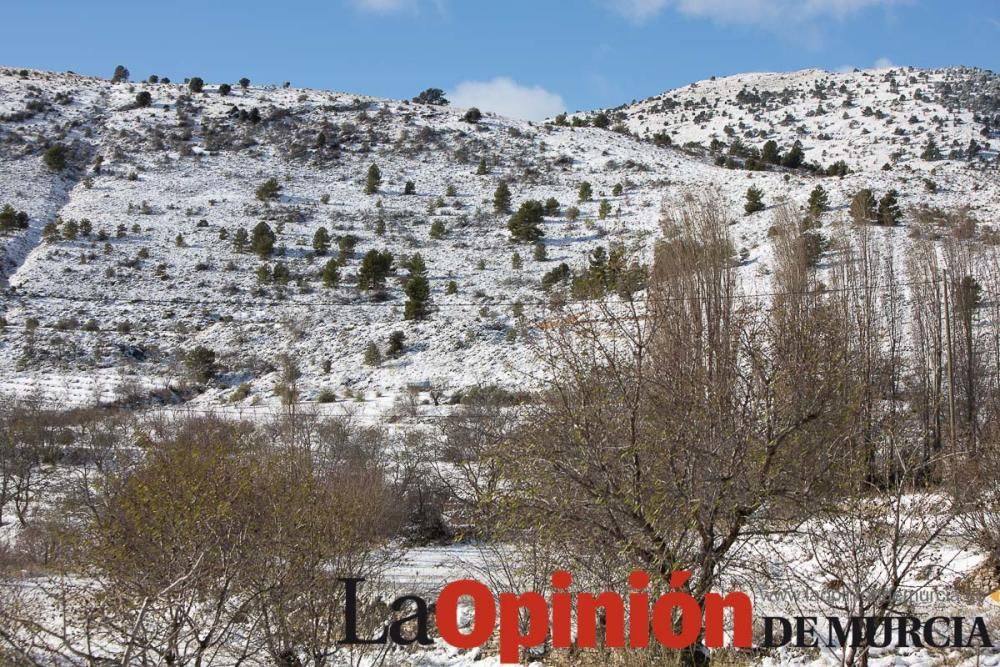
111,65 -> 130,83
358,250 -> 393,290
877,189 -> 902,226
404,274 -> 431,321
761,140 -> 781,165
321,259 -> 340,288
507,200 -> 545,243
430,220 -> 446,240
744,186 -> 765,215
578,181 -> 593,203
239,77 -> 250,90
493,181 -> 512,213
364,342 -> 382,367
43,144 -> 67,171
781,141 -> 804,169
921,137 -> 943,161
544,198 -> 560,216
850,189 -> 877,224
365,164 -> 382,195
598,199 -> 611,220
251,221 -> 275,258
387,331 -> 406,357
233,228 -> 249,252
188,77 -> 204,93
808,185 -> 829,217
404,181 -> 416,195
135,91 -> 152,108
218,83 -> 232,96
476,158 -> 488,175
312,227 -> 331,255
512,252 -> 523,270
255,178 -> 281,202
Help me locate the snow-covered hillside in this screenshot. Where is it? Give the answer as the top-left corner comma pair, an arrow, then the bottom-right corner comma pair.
0,65 -> 998,410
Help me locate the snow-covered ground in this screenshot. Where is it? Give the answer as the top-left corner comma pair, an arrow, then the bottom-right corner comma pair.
0,65 -> 997,415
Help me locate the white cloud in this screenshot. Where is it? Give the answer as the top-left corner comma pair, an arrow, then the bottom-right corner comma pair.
448,78 -> 566,122
608,0 -> 906,25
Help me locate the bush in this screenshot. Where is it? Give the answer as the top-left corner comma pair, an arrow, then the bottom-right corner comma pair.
429,220 -> 446,240
43,144 -> 67,171
251,221 -> 275,257
507,200 -> 545,243
365,164 -> 381,195
404,181 -> 416,195
877,189 -> 902,226
184,346 -> 217,383
493,181 -> 511,213
364,342 -> 382,367
850,189 -> 877,224
462,107 -> 483,123
412,88 -> 448,105
578,181 -> 593,203
188,77 -> 204,93
387,331 -> 406,357
255,178 -> 281,202
218,83 -> 232,96
239,77 -> 250,90
135,91 -> 152,107
312,227 -> 331,255
544,198 -> 560,216
358,250 -> 393,290
598,199 -> 611,220
321,259 -> 340,288
744,186 -> 765,215
533,241 -> 547,261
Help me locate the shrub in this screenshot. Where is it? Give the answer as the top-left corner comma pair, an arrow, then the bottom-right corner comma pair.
612,183 -> 624,197
446,280 -> 458,295
43,144 -> 67,171
533,241 -> 547,261
544,198 -> 560,216
578,181 -> 593,203
429,220 -> 446,240
598,199 -> 612,220
251,221 -> 276,257
317,390 -> 337,403
808,185 -> 829,218
321,259 -> 340,288
111,65 -> 130,83
565,206 -> 580,222
511,252 -> 522,270
507,200 -> 545,243
463,107 -> 483,123
412,88 -> 448,105
188,77 -> 204,93
312,227 -> 331,255
404,181 -> 416,195
387,331 -> 406,357
239,77 -> 250,90
404,275 -> 431,321
184,346 -> 217,383
877,189 -> 902,226
233,228 -> 249,252
364,342 -> 382,367
135,91 -> 152,107
850,189 -> 877,224
744,186 -> 765,215
255,178 -> 281,202
493,181 -> 511,213
218,83 -> 232,96
365,164 -> 382,195
476,158 -> 488,175
358,250 -> 393,290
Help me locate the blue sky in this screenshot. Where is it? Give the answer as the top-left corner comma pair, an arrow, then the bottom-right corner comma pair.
3,0 -> 998,120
